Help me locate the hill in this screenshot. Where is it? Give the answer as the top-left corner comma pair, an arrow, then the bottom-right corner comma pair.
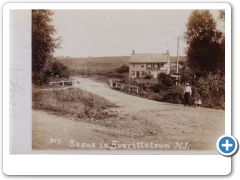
57,56 -> 130,75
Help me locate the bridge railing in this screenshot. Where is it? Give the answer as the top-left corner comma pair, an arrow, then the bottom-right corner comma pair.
109,81 -> 140,94
49,80 -> 74,87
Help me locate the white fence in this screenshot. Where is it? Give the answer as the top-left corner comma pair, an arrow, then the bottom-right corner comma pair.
49,80 -> 74,87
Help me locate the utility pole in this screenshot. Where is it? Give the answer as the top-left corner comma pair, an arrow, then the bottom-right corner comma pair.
177,36 -> 180,74
176,36 -> 180,86
84,57 -> 87,76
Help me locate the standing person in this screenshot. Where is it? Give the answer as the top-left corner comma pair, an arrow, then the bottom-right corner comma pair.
184,83 -> 192,106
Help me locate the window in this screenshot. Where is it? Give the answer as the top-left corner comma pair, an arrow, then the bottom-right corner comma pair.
146,63 -> 152,68
141,64 -> 144,68
153,63 -> 158,68
131,71 -> 135,75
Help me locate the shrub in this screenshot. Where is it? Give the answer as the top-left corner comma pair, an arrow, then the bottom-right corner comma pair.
50,60 -> 70,79
143,74 -> 152,79
149,84 -> 161,93
148,93 -> 162,101
161,86 -> 184,104
33,58 -> 70,85
181,71 -> 193,84
157,73 -> 174,88
196,72 -> 225,109
116,64 -> 129,74
108,73 -> 125,79
33,88 -> 117,119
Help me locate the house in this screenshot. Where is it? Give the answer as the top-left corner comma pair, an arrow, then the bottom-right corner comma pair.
129,50 -> 171,79
170,56 -> 188,74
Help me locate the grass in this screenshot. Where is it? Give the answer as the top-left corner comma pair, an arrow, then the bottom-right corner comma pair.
33,87 -> 117,119
57,56 -> 130,76
56,57 -> 224,109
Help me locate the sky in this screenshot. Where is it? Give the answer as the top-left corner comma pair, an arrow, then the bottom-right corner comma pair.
52,10 -> 224,58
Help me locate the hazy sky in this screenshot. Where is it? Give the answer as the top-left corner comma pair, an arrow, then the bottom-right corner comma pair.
52,10 -> 224,57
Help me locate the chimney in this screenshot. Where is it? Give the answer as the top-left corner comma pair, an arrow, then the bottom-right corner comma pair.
132,50 -> 135,55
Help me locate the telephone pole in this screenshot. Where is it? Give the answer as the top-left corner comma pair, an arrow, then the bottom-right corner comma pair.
84,57 -> 87,76
177,36 -> 180,74
175,36 -> 180,86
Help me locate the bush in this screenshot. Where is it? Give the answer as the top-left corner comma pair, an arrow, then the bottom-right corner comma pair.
33,88 -> 117,119
181,71 -> 193,84
140,86 -> 184,104
50,60 -> 70,79
148,93 -> 162,101
33,58 -> 70,85
149,84 -> 161,93
196,72 -> 225,109
116,64 -> 129,74
108,73 -> 125,79
157,73 -> 174,88
161,86 -> 184,104
144,74 -> 153,79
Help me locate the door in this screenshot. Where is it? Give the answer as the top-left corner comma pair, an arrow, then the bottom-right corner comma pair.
136,71 -> 139,78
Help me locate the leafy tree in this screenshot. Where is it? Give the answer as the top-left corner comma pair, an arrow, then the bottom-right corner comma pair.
185,10 -> 225,75
219,10 -> 225,21
32,10 -> 61,84
181,70 -> 193,84
116,64 -> 129,74
157,72 -> 173,89
218,10 -> 225,75
143,74 -> 153,79
42,59 -> 70,82
197,72 -> 225,109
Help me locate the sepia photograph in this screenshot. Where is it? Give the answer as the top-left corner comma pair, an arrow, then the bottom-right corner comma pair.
31,9 -> 225,153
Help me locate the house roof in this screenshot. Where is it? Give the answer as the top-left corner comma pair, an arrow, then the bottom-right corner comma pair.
129,53 -> 169,63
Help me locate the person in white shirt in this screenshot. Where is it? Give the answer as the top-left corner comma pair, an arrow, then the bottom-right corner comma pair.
184,83 -> 192,106
194,94 -> 202,107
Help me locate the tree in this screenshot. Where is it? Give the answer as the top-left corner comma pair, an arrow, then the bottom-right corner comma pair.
218,10 -> 225,75
32,10 -> 61,84
185,10 -> 225,75
219,10 -> 225,21
197,72 -> 225,109
157,72 -> 173,89
116,64 -> 129,74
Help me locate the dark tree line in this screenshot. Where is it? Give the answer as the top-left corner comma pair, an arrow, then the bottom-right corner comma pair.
183,10 -> 225,109
32,10 -> 68,85
185,10 -> 225,76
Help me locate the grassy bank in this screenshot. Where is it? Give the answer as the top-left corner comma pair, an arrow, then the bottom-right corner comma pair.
112,81 -> 225,110
33,87 -> 117,119
57,56 -> 129,76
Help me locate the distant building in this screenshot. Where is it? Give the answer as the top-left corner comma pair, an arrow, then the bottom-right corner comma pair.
170,56 -> 188,74
129,50 -> 171,79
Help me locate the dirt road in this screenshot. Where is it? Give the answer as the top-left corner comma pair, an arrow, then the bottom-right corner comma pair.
32,77 -> 224,152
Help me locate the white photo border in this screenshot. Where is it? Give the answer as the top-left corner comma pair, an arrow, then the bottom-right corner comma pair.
3,2 -> 231,175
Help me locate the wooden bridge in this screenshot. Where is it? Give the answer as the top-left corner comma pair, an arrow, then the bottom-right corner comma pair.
109,80 -> 140,94
49,80 -> 74,87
